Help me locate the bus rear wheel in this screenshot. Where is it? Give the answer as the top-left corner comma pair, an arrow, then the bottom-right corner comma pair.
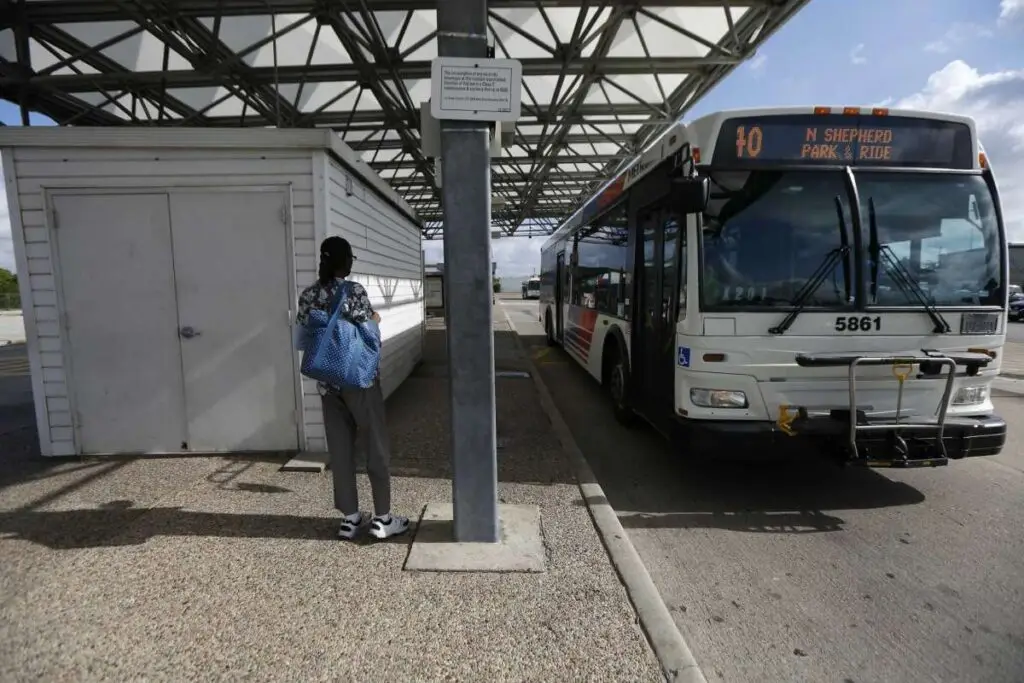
606,344 -> 636,426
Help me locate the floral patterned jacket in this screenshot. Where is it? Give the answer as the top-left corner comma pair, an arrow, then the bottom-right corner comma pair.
295,277 -> 378,393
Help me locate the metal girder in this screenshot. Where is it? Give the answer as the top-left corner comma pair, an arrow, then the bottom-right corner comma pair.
3,0 -> 786,26
4,56 -> 741,91
346,132 -> 635,151
0,0 -> 813,239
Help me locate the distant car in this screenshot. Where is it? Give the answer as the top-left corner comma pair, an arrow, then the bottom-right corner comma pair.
1010,295 -> 1024,321
1007,285 -> 1023,320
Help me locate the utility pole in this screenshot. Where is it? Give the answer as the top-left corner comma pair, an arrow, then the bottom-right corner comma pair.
437,0 -> 498,542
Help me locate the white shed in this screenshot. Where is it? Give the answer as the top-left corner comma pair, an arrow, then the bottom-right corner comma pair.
0,127 -> 425,458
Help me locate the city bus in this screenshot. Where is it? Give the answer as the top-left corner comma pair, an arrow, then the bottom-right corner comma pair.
522,276 -> 541,299
538,106 -> 1008,468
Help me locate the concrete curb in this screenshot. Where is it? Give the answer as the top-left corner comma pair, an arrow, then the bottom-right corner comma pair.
500,306 -> 706,683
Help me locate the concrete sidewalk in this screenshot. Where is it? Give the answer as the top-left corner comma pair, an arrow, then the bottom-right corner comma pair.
0,318 -> 669,682
0,311 -> 25,345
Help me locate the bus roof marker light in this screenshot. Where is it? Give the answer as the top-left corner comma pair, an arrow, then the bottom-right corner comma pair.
813,106 -> 831,115
843,107 -> 859,115
692,147 -> 701,163
979,152 -> 988,169
872,107 -> 889,117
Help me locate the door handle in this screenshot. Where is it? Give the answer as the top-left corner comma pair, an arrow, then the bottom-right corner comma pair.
179,326 -> 201,339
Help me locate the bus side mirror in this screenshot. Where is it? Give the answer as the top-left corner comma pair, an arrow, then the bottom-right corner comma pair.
673,176 -> 709,214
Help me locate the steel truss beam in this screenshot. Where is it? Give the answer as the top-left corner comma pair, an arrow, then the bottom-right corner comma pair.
0,0 -> 811,238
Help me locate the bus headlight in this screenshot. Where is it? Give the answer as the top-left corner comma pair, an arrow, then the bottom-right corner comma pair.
690,388 -> 748,409
952,386 -> 989,405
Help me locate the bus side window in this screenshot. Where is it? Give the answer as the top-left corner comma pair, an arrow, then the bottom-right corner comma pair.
678,217 -> 687,319
570,239 -> 582,306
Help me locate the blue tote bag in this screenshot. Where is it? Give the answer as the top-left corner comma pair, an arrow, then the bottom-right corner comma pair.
300,282 -> 382,389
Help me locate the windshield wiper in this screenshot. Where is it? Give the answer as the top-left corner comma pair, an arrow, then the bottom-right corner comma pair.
768,196 -> 852,335
867,198 -> 951,334
835,195 -> 852,303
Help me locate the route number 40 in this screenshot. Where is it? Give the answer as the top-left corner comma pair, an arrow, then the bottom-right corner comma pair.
835,315 -> 882,332
735,125 -> 763,159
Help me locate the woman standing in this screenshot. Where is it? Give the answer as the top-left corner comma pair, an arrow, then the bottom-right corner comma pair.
295,236 -> 409,541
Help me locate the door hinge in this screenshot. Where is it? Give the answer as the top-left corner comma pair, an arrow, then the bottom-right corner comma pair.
51,208 -> 59,230
279,206 -> 289,225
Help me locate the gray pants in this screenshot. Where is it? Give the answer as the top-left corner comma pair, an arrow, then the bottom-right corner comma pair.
321,380 -> 392,516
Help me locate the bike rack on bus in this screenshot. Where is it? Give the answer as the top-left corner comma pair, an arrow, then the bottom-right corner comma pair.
784,350 -> 994,467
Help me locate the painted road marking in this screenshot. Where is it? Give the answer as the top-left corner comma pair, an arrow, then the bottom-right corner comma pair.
530,346 -> 568,364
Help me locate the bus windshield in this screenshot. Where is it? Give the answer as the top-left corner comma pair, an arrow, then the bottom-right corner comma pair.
854,172 -> 1002,306
701,170 -> 853,307
527,278 -> 540,291
700,169 -> 1004,309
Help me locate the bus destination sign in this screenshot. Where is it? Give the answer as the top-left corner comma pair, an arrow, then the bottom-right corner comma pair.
712,114 -> 973,169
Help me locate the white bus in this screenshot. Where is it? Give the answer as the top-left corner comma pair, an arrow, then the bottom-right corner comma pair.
522,276 -> 541,299
538,106 -> 1008,468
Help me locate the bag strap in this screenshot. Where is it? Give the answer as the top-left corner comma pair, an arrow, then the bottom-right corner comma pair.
323,279 -> 350,331
327,279 -> 349,314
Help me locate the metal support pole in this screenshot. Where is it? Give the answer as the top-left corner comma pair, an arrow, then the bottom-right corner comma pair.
437,0 -> 499,543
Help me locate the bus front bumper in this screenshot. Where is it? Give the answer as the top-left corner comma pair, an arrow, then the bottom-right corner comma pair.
673,414 -> 1007,467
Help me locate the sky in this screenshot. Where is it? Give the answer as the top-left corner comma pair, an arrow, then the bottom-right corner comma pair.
1,0 -> 1022,278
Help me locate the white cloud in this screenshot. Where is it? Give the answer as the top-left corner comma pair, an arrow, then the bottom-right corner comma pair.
1000,0 -> 1024,24
895,60 -> 1024,240
423,234 -> 543,279
0,159 -> 13,273
849,43 -> 866,65
923,22 -> 993,53
746,52 -> 767,73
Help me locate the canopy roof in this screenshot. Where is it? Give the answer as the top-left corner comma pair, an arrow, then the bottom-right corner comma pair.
0,0 -> 810,237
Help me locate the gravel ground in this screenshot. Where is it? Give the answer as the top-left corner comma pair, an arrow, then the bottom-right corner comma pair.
0,326 -> 662,682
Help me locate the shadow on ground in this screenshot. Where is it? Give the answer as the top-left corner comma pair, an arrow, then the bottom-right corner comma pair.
0,501 -> 416,550
0,325 -> 574,554
518,331 -> 928,535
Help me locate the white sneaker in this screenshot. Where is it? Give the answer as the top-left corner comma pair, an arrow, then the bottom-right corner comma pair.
369,514 -> 409,539
337,512 -> 366,540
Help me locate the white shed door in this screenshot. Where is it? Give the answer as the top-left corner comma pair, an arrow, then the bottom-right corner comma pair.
169,190 -> 298,452
54,193 -> 187,453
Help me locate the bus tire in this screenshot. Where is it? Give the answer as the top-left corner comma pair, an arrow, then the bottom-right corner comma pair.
545,310 -> 557,346
605,341 -> 636,426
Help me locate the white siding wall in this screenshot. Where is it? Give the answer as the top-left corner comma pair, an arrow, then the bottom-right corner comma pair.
4,147 -> 316,457
298,156 -> 424,454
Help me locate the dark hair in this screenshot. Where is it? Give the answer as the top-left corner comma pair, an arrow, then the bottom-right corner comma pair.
317,236 -> 355,285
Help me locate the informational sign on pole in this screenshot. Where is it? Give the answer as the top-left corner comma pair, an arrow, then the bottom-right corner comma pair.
430,56 -> 522,122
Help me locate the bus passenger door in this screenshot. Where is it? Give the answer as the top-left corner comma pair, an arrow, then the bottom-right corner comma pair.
633,205 -> 680,430
555,251 -> 566,340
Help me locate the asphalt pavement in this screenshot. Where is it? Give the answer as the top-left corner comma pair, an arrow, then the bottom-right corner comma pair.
1006,319 -> 1024,343
501,299 -> 1024,683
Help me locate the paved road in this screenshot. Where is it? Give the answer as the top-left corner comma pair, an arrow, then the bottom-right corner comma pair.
500,300 -> 1024,683
1006,318 -> 1024,343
